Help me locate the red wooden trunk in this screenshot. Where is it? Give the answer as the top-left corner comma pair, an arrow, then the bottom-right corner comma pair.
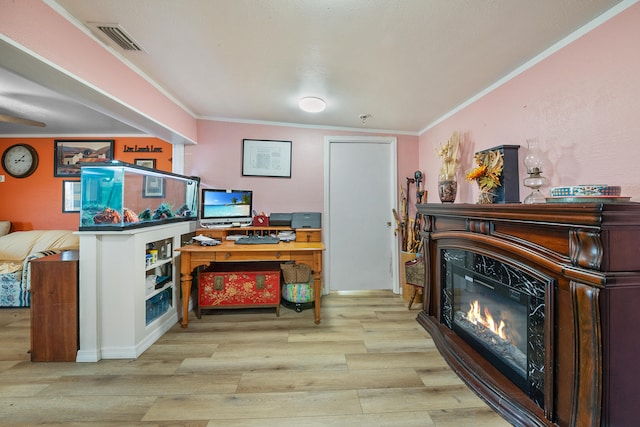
198,262 -> 281,315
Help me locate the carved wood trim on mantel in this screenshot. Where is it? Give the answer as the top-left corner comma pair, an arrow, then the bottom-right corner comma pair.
463,216 -> 605,275
466,218 -> 493,235
570,281 -> 602,427
569,229 -> 603,270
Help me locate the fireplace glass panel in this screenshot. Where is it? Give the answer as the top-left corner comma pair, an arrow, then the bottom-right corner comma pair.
442,249 -> 547,408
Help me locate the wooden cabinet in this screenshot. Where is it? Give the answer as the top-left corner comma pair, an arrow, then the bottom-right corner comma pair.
30,250 -> 79,362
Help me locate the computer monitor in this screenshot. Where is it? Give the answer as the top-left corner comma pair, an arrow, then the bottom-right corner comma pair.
200,188 -> 253,226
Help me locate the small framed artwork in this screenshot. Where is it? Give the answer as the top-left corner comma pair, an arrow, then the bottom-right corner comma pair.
135,158 -> 156,169
62,180 -> 81,213
242,139 -> 292,178
143,175 -> 165,198
54,139 -> 114,177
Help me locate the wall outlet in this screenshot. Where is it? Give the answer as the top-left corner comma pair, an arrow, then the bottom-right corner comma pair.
0,175 -> 4,182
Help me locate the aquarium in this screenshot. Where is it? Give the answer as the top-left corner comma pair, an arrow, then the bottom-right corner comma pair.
79,161 -> 199,230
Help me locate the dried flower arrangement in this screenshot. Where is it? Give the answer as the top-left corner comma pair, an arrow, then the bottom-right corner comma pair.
436,131 -> 461,180
465,149 -> 504,203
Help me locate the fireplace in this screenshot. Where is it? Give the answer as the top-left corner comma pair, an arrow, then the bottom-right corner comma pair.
442,249 -> 547,408
416,203 -> 640,427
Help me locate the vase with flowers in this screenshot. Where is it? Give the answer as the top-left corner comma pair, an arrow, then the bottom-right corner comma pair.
436,132 -> 461,203
465,149 -> 504,204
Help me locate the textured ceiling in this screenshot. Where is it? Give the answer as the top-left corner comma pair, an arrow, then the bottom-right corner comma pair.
0,0 -> 625,137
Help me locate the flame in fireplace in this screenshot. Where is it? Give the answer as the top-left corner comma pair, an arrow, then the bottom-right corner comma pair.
467,300 -> 507,340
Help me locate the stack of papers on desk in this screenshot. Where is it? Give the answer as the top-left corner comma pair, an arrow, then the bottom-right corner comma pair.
277,231 -> 296,242
193,235 -> 221,246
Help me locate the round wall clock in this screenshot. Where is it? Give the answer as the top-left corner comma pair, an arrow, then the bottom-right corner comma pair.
2,143 -> 39,178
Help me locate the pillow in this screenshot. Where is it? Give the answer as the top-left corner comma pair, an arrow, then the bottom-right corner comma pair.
0,221 -> 10,237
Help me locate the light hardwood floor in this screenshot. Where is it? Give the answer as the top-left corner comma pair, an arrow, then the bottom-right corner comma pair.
0,291 -> 511,426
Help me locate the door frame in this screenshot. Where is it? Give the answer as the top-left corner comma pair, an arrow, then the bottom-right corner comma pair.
323,135 -> 399,294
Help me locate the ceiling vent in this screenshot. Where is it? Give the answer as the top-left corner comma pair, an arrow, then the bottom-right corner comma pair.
89,23 -> 144,52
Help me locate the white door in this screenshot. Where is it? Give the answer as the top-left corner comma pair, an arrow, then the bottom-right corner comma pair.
324,136 -> 398,292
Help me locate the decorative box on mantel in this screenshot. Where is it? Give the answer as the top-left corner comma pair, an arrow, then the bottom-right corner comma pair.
477,145 -> 520,203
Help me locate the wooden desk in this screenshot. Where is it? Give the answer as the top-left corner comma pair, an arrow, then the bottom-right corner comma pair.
177,240 -> 325,327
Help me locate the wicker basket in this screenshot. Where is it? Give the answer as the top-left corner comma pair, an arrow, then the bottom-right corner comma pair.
280,262 -> 311,284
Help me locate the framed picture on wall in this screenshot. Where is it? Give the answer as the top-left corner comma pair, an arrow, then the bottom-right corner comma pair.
143,175 -> 165,198
62,180 -> 81,213
54,139 -> 114,177
135,158 -> 156,169
242,139 -> 292,178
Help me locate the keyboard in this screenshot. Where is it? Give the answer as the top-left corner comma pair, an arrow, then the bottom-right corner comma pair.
234,235 -> 280,245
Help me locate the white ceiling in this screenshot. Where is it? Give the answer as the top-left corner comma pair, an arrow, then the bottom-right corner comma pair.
0,0 -> 625,138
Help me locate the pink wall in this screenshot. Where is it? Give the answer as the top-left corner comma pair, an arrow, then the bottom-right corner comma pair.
187,120 -> 419,216
419,3 -> 640,203
0,0 -> 197,143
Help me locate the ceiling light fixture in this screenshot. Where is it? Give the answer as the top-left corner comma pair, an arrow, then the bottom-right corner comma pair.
299,97 -> 326,113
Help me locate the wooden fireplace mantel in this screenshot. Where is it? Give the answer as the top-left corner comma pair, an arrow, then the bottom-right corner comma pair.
416,203 -> 640,427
